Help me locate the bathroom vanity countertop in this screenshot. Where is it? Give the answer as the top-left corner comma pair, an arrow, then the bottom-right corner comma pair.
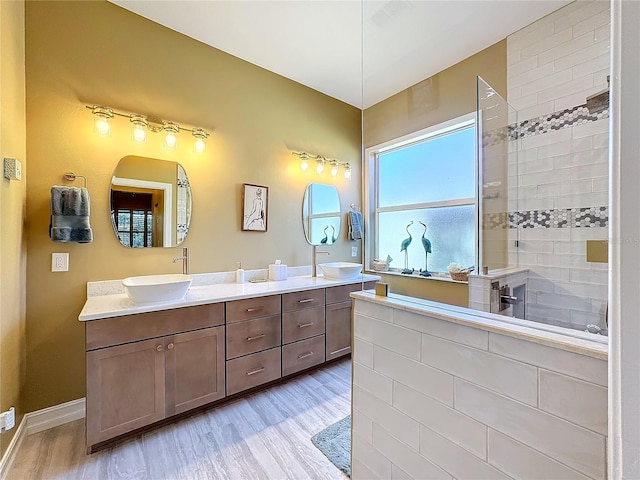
79,273 -> 380,321
351,290 -> 608,360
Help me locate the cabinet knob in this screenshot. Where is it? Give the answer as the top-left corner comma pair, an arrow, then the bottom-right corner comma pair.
156,345 -> 163,352
167,343 -> 174,350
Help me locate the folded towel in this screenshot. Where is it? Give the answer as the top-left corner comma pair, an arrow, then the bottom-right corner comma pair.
49,186 -> 93,243
348,211 -> 362,240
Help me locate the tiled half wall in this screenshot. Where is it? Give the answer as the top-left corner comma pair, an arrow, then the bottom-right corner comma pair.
351,298 -> 608,480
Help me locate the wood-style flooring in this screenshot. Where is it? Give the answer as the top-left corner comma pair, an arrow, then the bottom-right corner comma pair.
8,359 -> 351,480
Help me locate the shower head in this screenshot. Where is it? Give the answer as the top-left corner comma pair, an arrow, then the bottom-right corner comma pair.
586,75 -> 610,114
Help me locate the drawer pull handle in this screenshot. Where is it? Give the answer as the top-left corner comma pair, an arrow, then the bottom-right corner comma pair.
298,298 -> 315,304
297,351 -> 314,359
298,322 -> 314,328
167,343 -> 174,350
246,367 -> 265,376
156,345 -> 163,352
246,307 -> 263,312
246,334 -> 266,341
330,346 -> 350,355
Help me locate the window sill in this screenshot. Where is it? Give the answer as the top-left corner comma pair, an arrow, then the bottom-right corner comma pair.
365,269 -> 468,284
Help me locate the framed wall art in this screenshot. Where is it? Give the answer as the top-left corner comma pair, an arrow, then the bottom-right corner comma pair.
242,183 -> 268,232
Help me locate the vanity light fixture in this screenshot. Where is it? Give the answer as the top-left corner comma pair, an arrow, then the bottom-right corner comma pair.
163,121 -> 179,149
330,160 -> 339,177
87,104 -> 211,152
130,114 -> 148,143
192,128 -> 209,153
92,105 -> 114,136
291,151 -> 352,180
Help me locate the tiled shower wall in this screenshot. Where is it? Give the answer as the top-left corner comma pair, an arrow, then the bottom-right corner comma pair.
507,0 -> 610,330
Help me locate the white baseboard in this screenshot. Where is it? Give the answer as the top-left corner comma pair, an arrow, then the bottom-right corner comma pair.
0,414 -> 27,480
25,398 -> 85,436
0,398 -> 85,480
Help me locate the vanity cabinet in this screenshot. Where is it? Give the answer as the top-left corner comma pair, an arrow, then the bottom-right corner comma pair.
84,278 -> 378,451
325,282 -> 376,361
85,303 -> 224,450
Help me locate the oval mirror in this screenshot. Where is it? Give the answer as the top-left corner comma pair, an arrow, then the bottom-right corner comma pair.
302,183 -> 341,245
110,156 -> 192,248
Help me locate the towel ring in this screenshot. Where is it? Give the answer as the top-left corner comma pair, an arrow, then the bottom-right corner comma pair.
64,172 -> 87,188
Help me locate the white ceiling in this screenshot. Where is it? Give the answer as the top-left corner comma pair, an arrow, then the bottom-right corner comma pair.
110,0 -> 571,109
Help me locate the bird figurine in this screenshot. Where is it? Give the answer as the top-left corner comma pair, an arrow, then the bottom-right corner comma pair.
400,221 -> 414,274
330,225 -> 337,244
320,226 -> 329,244
418,221 -> 432,277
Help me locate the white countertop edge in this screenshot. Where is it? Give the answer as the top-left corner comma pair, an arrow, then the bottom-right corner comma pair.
351,291 -> 608,360
79,274 -> 381,321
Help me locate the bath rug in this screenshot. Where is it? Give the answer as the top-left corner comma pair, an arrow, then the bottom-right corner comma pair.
311,415 -> 351,477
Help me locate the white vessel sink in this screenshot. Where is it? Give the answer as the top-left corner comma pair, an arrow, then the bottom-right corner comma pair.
318,262 -> 363,280
122,274 -> 192,304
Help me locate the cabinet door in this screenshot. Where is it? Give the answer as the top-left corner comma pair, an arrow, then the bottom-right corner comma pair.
325,300 -> 353,360
165,326 -> 225,416
86,338 -> 165,447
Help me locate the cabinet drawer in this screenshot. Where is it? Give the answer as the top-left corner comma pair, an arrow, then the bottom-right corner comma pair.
226,347 -> 281,395
226,295 -> 281,324
226,314 -> 281,360
282,306 -> 325,344
282,289 -> 325,312
282,335 -> 325,376
326,284 -> 362,304
86,303 -> 225,351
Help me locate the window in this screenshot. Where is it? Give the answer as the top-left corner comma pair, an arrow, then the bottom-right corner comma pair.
365,114 -> 476,275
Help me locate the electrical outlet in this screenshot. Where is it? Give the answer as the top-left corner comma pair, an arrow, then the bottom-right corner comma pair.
0,407 -> 15,432
351,246 -> 358,257
52,253 -> 69,272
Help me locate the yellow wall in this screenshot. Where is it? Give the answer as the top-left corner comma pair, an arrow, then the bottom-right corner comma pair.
363,41 -> 506,305
24,1 -> 361,412
0,0 -> 27,456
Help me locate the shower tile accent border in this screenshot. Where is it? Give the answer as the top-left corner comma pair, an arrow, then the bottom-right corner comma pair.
510,105 -> 609,141
508,206 -> 608,229
481,104 -> 609,147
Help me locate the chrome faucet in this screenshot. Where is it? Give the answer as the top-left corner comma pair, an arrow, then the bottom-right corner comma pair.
312,245 -> 330,277
173,247 -> 190,275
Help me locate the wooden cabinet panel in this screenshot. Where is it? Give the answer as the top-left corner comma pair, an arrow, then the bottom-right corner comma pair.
282,306 -> 325,344
86,303 -> 224,351
226,295 -> 281,324
326,284 -> 361,305
325,300 -> 353,360
282,335 -> 325,376
226,315 -> 281,360
165,326 -> 225,416
226,347 -> 281,396
86,338 -> 165,446
282,289 -> 325,312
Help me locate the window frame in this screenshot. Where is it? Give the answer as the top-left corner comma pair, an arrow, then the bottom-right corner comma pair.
363,112 -> 477,276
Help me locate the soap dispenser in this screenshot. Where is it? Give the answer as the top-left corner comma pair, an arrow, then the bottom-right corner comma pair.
236,262 -> 245,284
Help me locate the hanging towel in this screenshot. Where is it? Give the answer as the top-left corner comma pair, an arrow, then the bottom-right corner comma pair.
49,186 -> 93,243
348,210 -> 363,240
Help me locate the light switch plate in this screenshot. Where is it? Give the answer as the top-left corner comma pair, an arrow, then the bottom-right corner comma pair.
351,246 -> 358,257
52,253 -> 69,272
3,157 -> 22,181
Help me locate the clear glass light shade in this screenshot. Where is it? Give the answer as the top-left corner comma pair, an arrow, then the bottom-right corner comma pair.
330,162 -> 338,176
95,117 -> 110,136
301,158 -> 309,171
132,125 -> 146,142
194,138 -> 206,153
344,164 -> 352,179
165,132 -> 177,149
316,160 -> 324,174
